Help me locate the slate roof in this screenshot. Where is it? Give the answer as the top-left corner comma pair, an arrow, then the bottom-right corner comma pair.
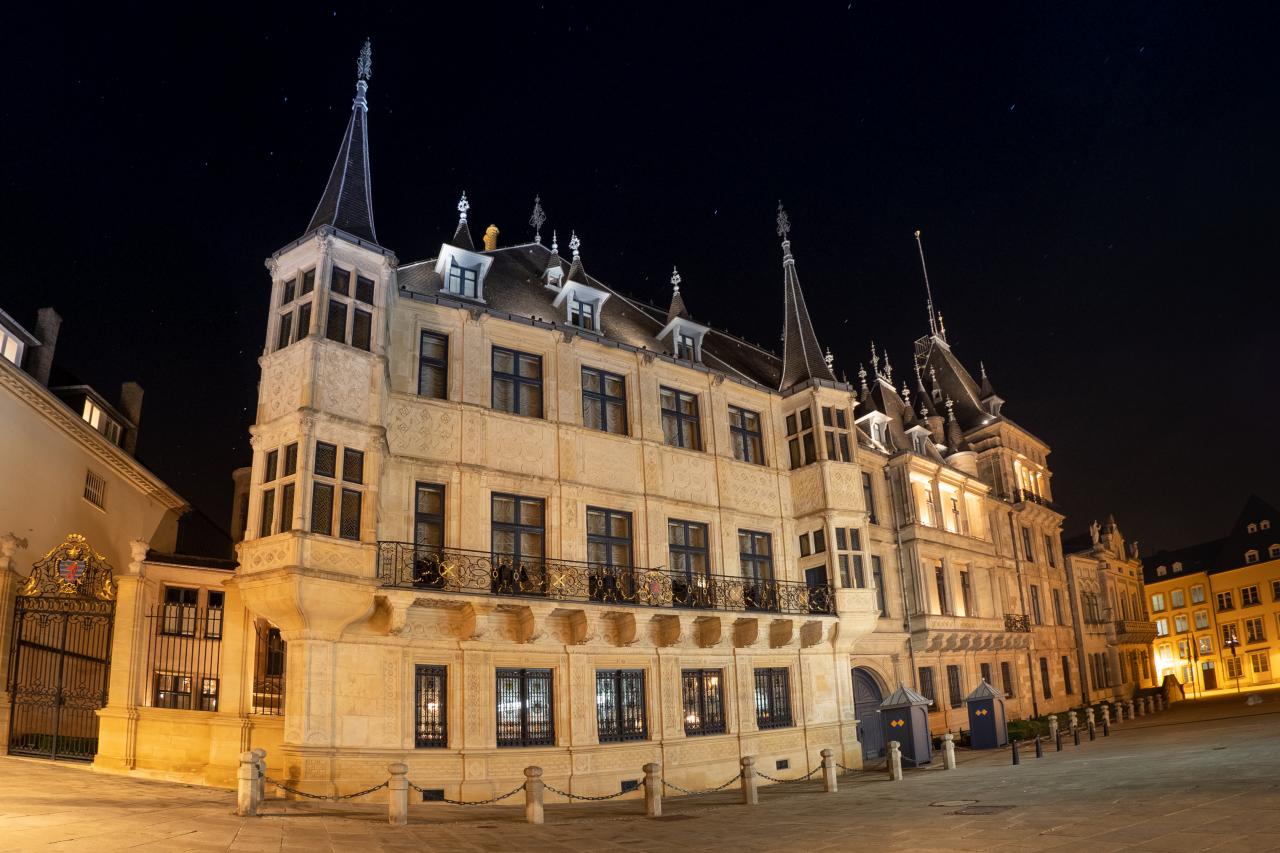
398,242 -> 785,389
778,239 -> 835,391
1143,495 -> 1280,584
306,84 -> 377,244
963,680 -> 1005,701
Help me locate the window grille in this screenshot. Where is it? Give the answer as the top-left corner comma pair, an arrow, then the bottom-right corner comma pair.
918,667 -> 935,702
596,669 -> 647,742
496,668 -> 554,747
83,470 -> 107,508
146,603 -> 222,711
754,667 -> 793,729
681,669 -> 726,736
946,665 -> 963,708
252,622 -> 286,715
414,665 -> 447,748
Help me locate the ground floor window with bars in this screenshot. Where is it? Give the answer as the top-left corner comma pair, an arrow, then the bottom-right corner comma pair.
251,622 -> 285,715
682,669 -> 726,736
946,664 -> 963,708
146,604 -> 222,711
1001,661 -> 1015,697
414,665 -> 447,748
496,668 -> 554,747
596,669 -> 647,742
754,667 -> 793,729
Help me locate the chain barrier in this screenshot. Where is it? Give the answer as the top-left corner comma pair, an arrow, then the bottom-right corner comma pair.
836,763 -> 859,774
542,782 -> 633,801
264,777 -> 389,801
661,772 -> 743,796
406,780 -> 526,806
754,764 -> 822,784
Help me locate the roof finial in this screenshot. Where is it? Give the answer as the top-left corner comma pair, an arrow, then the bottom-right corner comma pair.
671,266 -> 682,293
883,351 -> 894,384
869,341 -> 880,375
919,400 -> 929,419
457,191 -> 470,224
357,38 -> 372,80
824,346 -> 834,372
914,229 -> 941,339
529,195 -> 546,244
938,312 -> 947,339
569,231 -> 581,260
980,360 -> 987,379
776,200 -> 791,238
901,382 -> 912,405
945,396 -> 956,421
858,363 -> 868,392
550,230 -> 559,255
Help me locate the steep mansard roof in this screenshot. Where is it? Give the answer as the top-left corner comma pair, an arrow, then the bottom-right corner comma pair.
398,242 -> 786,389
306,81 -> 377,244
778,237 -> 836,391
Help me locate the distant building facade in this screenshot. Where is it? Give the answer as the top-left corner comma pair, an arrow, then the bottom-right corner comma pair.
1144,495 -> 1280,693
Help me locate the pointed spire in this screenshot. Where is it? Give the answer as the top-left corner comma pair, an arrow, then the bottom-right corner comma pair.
883,352 -> 894,384
529,195 -> 546,244
565,231 -> 587,282
305,38 -> 377,243
945,397 -> 963,448
776,202 -> 835,390
870,342 -> 880,377
452,191 -> 474,250
914,229 -> 943,341
667,266 -> 691,323
858,363 -> 869,395
544,229 -> 564,277
979,360 -> 995,398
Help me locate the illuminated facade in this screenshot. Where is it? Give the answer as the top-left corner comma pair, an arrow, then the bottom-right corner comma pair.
1145,496 -> 1280,694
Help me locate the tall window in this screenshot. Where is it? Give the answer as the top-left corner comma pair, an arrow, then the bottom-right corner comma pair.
1225,655 -> 1244,679
1052,588 -> 1065,625
1194,610 -> 1209,629
325,265 -> 374,351
1151,593 -> 1166,612
411,482 -> 446,588
1061,656 -> 1073,694
660,387 -> 701,449
682,669 -> 725,736
1021,527 -> 1035,562
274,270 -> 314,351
1216,591 -> 1234,611
980,662 -> 992,686
582,367 -> 627,434
492,347 -> 543,418
491,494 -> 546,594
418,331 -> 448,399
862,472 -> 878,524
588,508 -> 633,602
1171,589 -> 1185,608
1030,584 -> 1043,625
495,668 -> 554,747
669,520 -> 711,607
754,668 -> 793,729
1001,661 -> 1015,697
309,441 -> 362,540
446,259 -> 479,298
960,569 -> 974,616
1250,651 -> 1271,676
1044,534 -> 1057,568
946,665 -> 963,708
1155,618 -> 1169,637
918,667 -> 936,703
161,587 -> 198,636
739,530 -> 775,611
786,408 -> 817,468
871,555 -> 887,614
414,665 -> 447,748
205,591 -> 224,639
1174,614 -> 1189,633
1244,616 -> 1266,644
934,561 -> 949,615
1190,584 -> 1205,604
259,442 -> 298,536
1039,657 -> 1052,699
728,406 -> 764,464
836,528 -> 865,589
597,670 -> 647,742
1242,585 -> 1261,607
822,406 -> 852,462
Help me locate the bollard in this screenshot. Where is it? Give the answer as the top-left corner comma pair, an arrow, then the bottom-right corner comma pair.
887,741 -> 903,781
236,751 -> 259,817
1085,707 -> 1095,728
251,748 -> 267,805
1136,699 -> 1145,718
1068,710 -> 1079,731
524,766 -> 544,825
942,733 -> 957,770
387,763 -> 408,827
740,756 -> 759,805
1048,714 -> 1059,741
1145,697 -> 1154,715
1073,726 -> 1081,746
1088,722 -> 1096,742
1055,729 -> 1063,751
1102,717 -> 1111,737
821,748 -> 838,793
1155,694 -> 1164,712
1034,736 -> 1044,758
1011,739 -> 1020,765
642,763 -> 662,817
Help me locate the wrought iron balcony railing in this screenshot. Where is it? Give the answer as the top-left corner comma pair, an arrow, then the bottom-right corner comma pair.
376,542 -> 835,617
998,489 -> 1062,514
1004,613 -> 1032,633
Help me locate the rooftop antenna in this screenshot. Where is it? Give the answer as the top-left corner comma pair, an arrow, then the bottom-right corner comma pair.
914,229 -> 940,339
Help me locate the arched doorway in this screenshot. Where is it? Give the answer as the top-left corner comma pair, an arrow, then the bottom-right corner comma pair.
7,535 -> 116,761
852,667 -> 885,760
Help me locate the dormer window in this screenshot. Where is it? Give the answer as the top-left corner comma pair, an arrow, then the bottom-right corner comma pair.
552,279 -> 609,332
676,332 -> 696,360
0,326 -> 27,367
1247,523 -> 1258,534
1156,565 -> 1167,576
1245,549 -> 1259,564
1269,544 -> 1279,559
570,297 -> 597,330
82,399 -> 122,446
447,260 -> 480,298
1262,520 -> 1272,530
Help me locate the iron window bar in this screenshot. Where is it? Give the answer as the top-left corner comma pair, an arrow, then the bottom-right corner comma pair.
376,542 -> 835,617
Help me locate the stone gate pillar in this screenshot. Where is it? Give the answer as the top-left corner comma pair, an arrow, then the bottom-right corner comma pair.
95,540 -> 155,773
0,534 -> 28,741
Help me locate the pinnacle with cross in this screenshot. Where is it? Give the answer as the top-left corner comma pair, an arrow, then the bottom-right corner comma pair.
568,231 -> 580,260
671,266 -> 682,293
457,191 -> 470,223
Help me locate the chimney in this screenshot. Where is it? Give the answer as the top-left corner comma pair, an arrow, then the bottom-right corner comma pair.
483,224 -> 499,251
118,381 -> 144,454
30,307 -> 61,385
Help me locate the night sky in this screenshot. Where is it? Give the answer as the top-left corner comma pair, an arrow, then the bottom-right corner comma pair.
4,4 -> 1277,555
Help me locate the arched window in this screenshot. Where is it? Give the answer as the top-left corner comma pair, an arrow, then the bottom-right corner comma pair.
1244,549 -> 1259,564
1269,544 -> 1280,559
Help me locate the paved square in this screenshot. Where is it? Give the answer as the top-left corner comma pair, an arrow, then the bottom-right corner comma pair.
1,694 -> 1278,852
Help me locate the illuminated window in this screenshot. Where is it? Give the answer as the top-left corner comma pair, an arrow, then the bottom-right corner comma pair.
822,406 -> 852,462
414,665 -> 447,748
495,668 -> 554,747
1171,589 -> 1185,608
1245,550 -> 1259,565
1226,656 -> 1243,679
492,348 -> 543,418
1250,651 -> 1270,675
1155,618 -> 1168,637
81,399 -> 122,446
1216,591 -> 1234,611
728,406 -> 764,465
0,327 -> 26,366
682,669 -> 725,736
418,331 -> 448,399
597,670 -> 647,743
1151,593 -> 1166,612
1221,623 -> 1238,646
1244,617 -> 1265,644
675,331 -> 696,360
660,387 -> 701,450
569,296 -> 597,330
786,408 -> 817,468
1242,585 -> 1261,607
1190,584 -> 1205,604
1174,614 -> 1188,633
1198,636 -> 1213,656
446,259 -> 480,298
754,667 -> 793,729
1194,610 -> 1209,629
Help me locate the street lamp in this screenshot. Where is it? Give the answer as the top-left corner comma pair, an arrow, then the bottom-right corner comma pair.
1224,633 -> 1242,694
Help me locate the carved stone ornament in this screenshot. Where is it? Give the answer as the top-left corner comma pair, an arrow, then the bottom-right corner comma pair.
18,534 -> 116,600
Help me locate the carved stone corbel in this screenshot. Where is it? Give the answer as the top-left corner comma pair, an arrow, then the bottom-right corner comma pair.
769,618 -> 798,649
648,614 -> 684,647
459,601 -> 497,641
695,615 -> 730,648
733,617 -> 763,649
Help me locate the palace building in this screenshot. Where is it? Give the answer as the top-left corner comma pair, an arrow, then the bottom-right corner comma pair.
1,41 -> 1155,793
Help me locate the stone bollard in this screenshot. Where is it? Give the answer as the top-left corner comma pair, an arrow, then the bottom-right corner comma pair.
1136,699 -> 1145,718
1146,696 -> 1155,715
887,741 -> 904,781
236,751 -> 259,817
1011,739 -> 1020,765
643,763 -> 662,817
1085,708 -> 1096,728
1101,703 -> 1112,726
1068,710 -> 1079,731
1102,717 -> 1111,737
942,733 -> 957,770
1128,699 -> 1137,719
1048,715 -> 1059,741
1088,722 -> 1096,742
1055,729 -> 1063,751
251,748 -> 267,805
740,756 -> 759,805
1155,694 -> 1164,712
821,748 -> 838,793
524,766 -> 544,825
387,763 -> 408,827
1073,726 -> 1081,746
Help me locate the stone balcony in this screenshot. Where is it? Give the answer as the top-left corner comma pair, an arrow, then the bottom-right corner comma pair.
907,612 -> 1033,652
1109,618 -> 1159,644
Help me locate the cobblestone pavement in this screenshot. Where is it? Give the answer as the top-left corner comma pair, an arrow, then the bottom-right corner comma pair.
2,694 -> 1279,852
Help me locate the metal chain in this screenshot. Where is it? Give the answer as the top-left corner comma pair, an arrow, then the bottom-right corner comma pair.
406,780 -> 526,806
542,782 -> 632,801
754,764 -> 822,784
265,777 -> 389,801
661,772 -> 742,796
835,763 -> 859,774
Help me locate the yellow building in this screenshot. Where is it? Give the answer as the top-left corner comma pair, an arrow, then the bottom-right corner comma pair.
1144,495 -> 1280,694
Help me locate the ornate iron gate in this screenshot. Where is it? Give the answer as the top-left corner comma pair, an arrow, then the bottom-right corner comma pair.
6,535 -> 116,761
